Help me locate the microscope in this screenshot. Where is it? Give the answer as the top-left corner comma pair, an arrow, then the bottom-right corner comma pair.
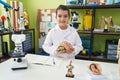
11,33 -> 28,70
70,11 -> 80,29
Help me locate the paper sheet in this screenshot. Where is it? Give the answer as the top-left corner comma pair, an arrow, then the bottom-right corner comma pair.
52,13 -> 57,23
31,56 -> 49,64
30,56 -> 63,67
46,57 -> 63,67
40,22 -> 47,32
41,16 -> 51,22
87,71 -> 108,80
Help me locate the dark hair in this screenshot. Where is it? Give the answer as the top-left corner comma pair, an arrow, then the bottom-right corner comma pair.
90,63 -> 97,70
56,5 -> 70,17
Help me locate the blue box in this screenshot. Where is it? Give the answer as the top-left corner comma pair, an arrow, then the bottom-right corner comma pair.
80,36 -> 91,54
22,32 -> 32,52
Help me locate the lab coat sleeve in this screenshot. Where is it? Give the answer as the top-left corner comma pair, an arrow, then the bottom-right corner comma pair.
42,31 -> 57,56
73,32 -> 83,55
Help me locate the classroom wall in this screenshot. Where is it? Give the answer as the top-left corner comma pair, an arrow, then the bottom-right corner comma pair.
19,0 -> 65,51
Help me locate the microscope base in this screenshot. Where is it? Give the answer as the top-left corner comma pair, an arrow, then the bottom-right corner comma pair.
11,58 -> 28,70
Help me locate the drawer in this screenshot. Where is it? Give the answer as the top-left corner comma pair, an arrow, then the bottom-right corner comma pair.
108,44 -> 118,49
107,50 -> 117,55
107,54 -> 118,60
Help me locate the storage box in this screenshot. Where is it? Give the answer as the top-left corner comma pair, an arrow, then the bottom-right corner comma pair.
87,0 -> 100,5
80,36 -> 91,54
107,54 -> 118,60
88,0 -> 100,2
65,0 -> 78,5
88,0 -> 100,3
105,39 -> 118,60
22,32 -> 32,52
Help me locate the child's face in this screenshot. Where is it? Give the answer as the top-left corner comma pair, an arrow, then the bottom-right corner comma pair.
56,9 -> 70,29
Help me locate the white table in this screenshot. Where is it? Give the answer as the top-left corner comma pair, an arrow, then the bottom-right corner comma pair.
0,54 -> 120,80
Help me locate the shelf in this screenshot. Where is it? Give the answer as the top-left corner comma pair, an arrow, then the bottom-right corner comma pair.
66,4 -> 120,9
93,31 -> 120,35
75,55 -> 90,60
78,30 -> 120,35
0,54 -> 11,63
77,30 -> 92,34
0,28 -> 35,35
67,4 -> 120,62
75,55 -> 117,63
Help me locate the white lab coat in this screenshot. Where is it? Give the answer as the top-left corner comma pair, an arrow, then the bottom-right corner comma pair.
42,24 -> 83,59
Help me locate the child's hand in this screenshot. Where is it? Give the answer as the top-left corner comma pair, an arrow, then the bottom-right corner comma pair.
56,46 -> 66,54
56,41 -> 74,54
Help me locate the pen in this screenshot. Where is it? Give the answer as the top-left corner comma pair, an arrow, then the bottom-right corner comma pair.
53,58 -> 56,65
32,63 -> 52,66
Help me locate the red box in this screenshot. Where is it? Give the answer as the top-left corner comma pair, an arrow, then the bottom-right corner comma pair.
87,0 -> 100,5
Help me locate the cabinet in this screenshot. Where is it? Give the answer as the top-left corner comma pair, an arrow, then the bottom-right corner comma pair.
66,4 -> 120,62
0,28 -> 35,59
105,39 -> 118,60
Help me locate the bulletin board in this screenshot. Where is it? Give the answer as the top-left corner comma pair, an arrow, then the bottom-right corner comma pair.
37,9 -> 56,49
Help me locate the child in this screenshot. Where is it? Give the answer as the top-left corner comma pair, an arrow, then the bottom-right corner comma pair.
42,5 -> 83,59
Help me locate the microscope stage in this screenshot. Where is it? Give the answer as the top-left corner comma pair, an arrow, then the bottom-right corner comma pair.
11,58 -> 28,70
